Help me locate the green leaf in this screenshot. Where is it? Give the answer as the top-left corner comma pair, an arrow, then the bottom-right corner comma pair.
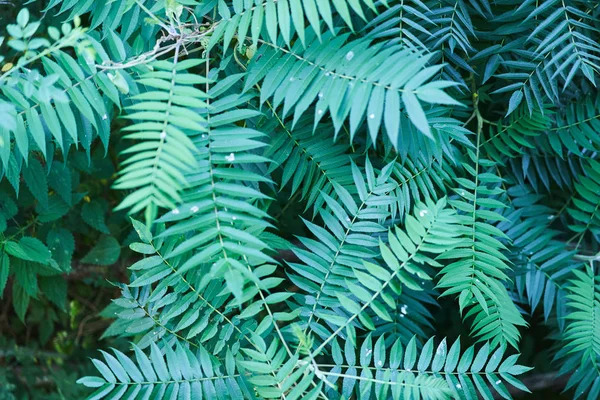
0,253 -> 9,297
12,282 -> 29,322
131,218 -> 153,243
6,237 -> 53,265
506,91 -> 523,116
402,91 -> 431,138
40,276 -> 67,310
47,228 -> 75,272
81,236 -> 121,266
23,158 -> 48,209
82,201 -> 110,234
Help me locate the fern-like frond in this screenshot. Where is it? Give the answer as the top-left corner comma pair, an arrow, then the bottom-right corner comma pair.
371,287 -> 438,346
319,335 -> 530,400
426,1 -> 478,55
567,159 -> 600,245
0,34 -> 122,178
210,0 -> 383,50
288,158 -> 398,342
500,185 -> 577,321
105,72 -> 286,355
437,138 -> 527,349
549,95 -> 600,155
483,105 -> 552,162
238,340 -> 324,399
505,154 -> 586,194
261,114 -> 354,214
493,47 -> 560,115
46,0 -> 144,38
113,56 -> 208,216
524,0 -> 600,87
243,30 -> 461,145
493,1 -> 600,114
78,340 -> 247,399
363,1 -> 434,50
326,198 -> 458,348
390,154 -> 455,221
554,265 -> 600,398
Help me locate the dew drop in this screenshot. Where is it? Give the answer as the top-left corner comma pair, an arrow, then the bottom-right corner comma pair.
400,304 -> 408,315
461,191 -> 466,196
495,380 -> 501,385
369,114 -> 375,119
325,72 -> 331,77
365,349 -> 372,356
317,109 -> 323,115
419,209 -> 428,217
160,131 -> 167,139
172,209 -> 180,215
226,153 -> 235,162
456,384 -> 462,389
289,77 -> 295,82
102,114 -> 108,120
345,51 -> 354,61
345,217 -> 351,222
232,216 -> 237,220
190,206 -> 199,213
318,92 -> 323,98
548,215 -> 554,220
377,360 -> 383,367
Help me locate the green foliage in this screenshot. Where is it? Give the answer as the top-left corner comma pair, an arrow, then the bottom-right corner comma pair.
113,57 -> 209,219
2,0 -> 600,399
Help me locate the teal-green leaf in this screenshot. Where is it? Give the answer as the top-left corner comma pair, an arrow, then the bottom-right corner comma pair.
366,86 -> 384,143
47,228 -> 75,272
506,91 -> 523,116
82,200 -> 110,234
402,91 -> 431,138
0,253 -> 9,297
12,282 -> 30,322
403,336 -> 417,370
81,235 -> 121,266
23,157 -> 48,209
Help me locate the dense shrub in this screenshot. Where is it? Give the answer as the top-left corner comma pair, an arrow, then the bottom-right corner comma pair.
1,0 -> 599,399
